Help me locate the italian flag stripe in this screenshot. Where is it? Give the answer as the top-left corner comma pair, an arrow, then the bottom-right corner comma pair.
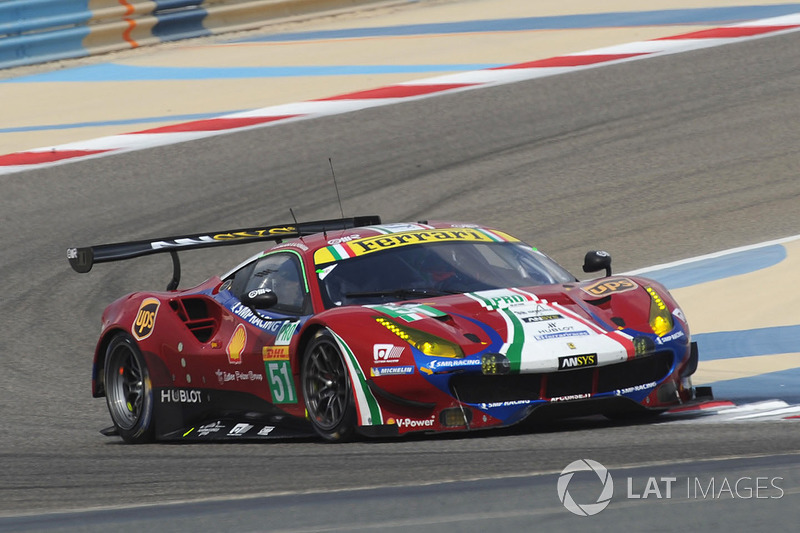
466,292 -> 522,371
476,228 -> 505,242
500,309 -> 524,372
331,331 -> 382,425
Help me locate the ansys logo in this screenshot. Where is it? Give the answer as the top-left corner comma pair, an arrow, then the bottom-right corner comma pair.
557,459 -> 614,516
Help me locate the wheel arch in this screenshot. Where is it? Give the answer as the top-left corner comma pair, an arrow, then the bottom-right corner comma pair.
295,323 -> 327,379
93,327 -> 128,398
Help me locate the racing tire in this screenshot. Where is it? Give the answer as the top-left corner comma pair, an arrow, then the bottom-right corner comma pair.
301,330 -> 357,442
104,333 -> 155,444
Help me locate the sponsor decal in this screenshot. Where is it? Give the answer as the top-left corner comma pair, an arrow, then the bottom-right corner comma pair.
215,369 -> 264,385
426,358 -> 481,371
373,344 -> 404,363
567,342 -> 577,350
262,346 -> 290,360
149,227 -> 296,250
551,393 -> 591,402
558,354 -> 597,370
534,330 -> 591,341
327,234 -> 360,245
655,331 -> 685,344
615,381 -> 657,396
226,324 -> 247,364
673,308 -> 686,322
230,302 -> 284,332
228,423 -> 253,436
370,365 -> 415,377
522,314 -> 563,323
265,360 -> 297,404
531,322 -> 577,335
160,389 -> 203,403
511,302 -> 559,318
247,287 -> 273,300
476,292 -> 533,310
388,416 -> 436,429
258,426 -> 276,436
131,297 -> 160,341
275,321 -> 299,346
581,277 -> 638,297
480,400 -> 533,409
314,228 -> 518,264
196,421 -> 224,437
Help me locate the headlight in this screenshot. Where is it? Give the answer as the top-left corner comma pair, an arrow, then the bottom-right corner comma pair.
645,286 -> 673,337
375,317 -> 464,358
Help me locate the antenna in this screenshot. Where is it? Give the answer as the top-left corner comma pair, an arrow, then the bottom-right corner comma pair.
289,207 -> 309,240
328,158 -> 345,219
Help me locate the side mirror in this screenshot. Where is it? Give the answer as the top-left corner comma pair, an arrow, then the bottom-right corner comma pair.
583,250 -> 612,277
241,288 -> 278,309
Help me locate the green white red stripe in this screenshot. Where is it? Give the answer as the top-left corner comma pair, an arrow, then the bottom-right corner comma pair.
330,330 -> 383,426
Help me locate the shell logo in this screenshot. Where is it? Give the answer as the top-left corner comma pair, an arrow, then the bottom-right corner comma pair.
226,324 -> 247,364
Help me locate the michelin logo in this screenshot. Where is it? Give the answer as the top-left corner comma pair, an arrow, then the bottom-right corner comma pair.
370,366 -> 415,377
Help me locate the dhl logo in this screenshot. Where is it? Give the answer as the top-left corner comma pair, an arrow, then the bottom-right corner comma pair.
262,346 -> 290,361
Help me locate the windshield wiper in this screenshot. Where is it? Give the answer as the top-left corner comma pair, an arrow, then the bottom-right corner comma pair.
345,288 -> 459,299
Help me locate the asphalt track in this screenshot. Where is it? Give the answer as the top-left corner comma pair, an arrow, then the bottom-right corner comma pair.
2,2 -> 800,530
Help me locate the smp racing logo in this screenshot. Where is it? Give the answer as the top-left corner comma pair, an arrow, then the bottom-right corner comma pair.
132,298 -> 160,341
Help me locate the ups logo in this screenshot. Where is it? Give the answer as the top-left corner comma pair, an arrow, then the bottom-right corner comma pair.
581,277 -> 638,297
132,298 -> 160,340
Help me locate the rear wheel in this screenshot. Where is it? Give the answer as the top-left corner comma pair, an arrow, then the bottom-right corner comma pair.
301,330 -> 357,442
104,333 -> 155,443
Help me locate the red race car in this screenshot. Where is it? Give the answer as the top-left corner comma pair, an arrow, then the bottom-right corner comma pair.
68,215 -> 705,443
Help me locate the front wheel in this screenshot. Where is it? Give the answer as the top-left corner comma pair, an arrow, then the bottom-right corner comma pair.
301,330 -> 357,442
104,333 -> 155,443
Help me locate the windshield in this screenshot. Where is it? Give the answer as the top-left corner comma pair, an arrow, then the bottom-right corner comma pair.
317,241 -> 575,308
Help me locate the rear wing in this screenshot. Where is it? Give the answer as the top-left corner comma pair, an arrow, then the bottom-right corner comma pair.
67,215 -> 381,290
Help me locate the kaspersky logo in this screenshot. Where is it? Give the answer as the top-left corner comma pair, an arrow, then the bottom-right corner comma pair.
557,459 -> 614,516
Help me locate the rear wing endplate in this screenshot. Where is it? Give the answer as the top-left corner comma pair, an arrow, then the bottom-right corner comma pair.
67,215 -> 381,290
